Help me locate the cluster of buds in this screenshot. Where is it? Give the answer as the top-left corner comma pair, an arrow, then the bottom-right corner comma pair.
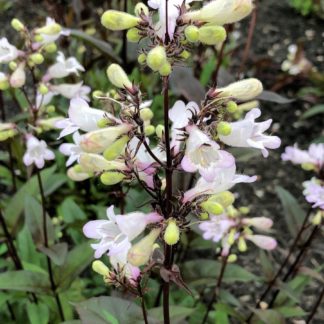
0,123 -> 18,142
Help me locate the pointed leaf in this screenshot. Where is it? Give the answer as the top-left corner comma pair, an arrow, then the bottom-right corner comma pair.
301,104 -> 324,119
27,301 -> 50,324
39,243 -> 68,266
257,91 -> 294,104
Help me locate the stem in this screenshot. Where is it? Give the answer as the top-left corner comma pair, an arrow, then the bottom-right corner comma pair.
212,37 -> 227,85
138,282 -> 149,324
306,284 -> 324,323
202,253 -> 229,324
36,170 -> 65,321
246,208 -> 312,322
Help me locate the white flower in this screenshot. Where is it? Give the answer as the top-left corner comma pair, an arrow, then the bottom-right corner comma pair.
36,91 -> 55,109
59,131 -> 83,166
48,52 -> 85,79
219,108 -> 281,157
50,82 -> 91,101
0,37 -> 19,63
36,17 -> 69,45
181,126 -> 235,181
23,135 -> 55,169
303,178 -> 324,210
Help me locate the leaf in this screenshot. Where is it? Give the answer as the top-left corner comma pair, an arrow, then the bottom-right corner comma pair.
68,29 -> 122,64
170,66 -> 205,103
251,309 -> 285,324
149,305 -> 194,323
27,301 -> 50,324
301,104 -> 324,119
259,250 -> 275,280
56,243 -> 93,291
58,198 -> 86,224
39,243 -> 68,266
0,270 -> 50,294
75,296 -> 147,324
276,186 -> 306,236
257,91 -> 294,104
275,306 -> 306,318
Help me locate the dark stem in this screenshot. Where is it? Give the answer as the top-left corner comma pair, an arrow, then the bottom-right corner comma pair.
6,301 -> 16,321
306,284 -> 324,323
212,37 -> 227,85
246,208 -> 312,322
202,253 -> 229,324
36,170 -> 65,321
138,281 -> 149,324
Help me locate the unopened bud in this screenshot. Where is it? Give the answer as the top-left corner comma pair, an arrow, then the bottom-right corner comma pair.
227,205 -> 238,217
199,212 -> 209,220
38,83 -> 48,95
208,191 -> 235,207
79,153 -> 127,172
36,23 -> 62,35
164,219 -> 180,245
155,124 -> 164,138
159,62 -> 172,76
147,46 -> 167,71
243,217 -> 273,230
8,61 -> 17,71
107,64 -> 132,89
144,125 -> 155,136
34,34 -> 44,43
138,53 -> 147,65
198,25 -> 226,45
0,129 -> 17,141
227,254 -> 237,263
127,28 -> 141,42
97,118 -> 110,128
92,260 -> 109,276
38,117 -> 63,130
239,206 -> 250,214
226,101 -> 238,113
11,18 -> 24,31
67,165 -> 93,181
46,105 -> 55,113
238,237 -> 247,252
30,53 -> 44,65
140,108 -> 154,121
312,211 -> 323,225
10,62 -> 26,88
92,90 -> 104,99
238,100 -> 259,111
103,135 -> 129,160
100,172 -> 126,185
134,3 -> 149,17
44,43 -> 57,53
0,73 -> 9,90
217,121 -> 232,136
185,25 -> 199,42
201,201 -> 224,215
301,162 -> 315,171
180,50 -> 191,60
101,10 -> 140,31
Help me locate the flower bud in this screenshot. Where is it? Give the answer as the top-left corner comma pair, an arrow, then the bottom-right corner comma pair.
134,3 -> 149,17
140,108 -> 154,121
217,121 -> 232,136
46,105 -> 56,113
311,211 -> 323,225
227,205 -> 238,218
67,164 -> 93,181
34,34 -> 44,43
10,62 -> 26,88
185,25 -> 199,42
92,260 -> 110,276
8,61 -> 17,71
36,23 -> 62,35
217,78 -> 263,101
138,53 -> 147,65
92,90 -> 104,99
30,53 -> 44,65
144,125 -> 155,136
243,217 -> 273,230
246,235 -> 277,250
238,237 -> 247,252
159,62 -> 172,76
38,83 -> 49,95
227,254 -> 237,263
97,118 -> 110,128
239,206 -> 250,214
226,101 -> 238,113
127,28 -> 141,42
164,219 -> 180,246
38,117 -> 63,130
0,73 -> 9,90
101,10 -> 140,31
128,228 -> 161,266
146,46 -> 167,71
301,163 -> 315,171
199,212 -> 209,220
107,64 -> 132,89
11,18 -> 25,31
208,191 -> 235,207
100,172 -> 126,186
103,135 -> 129,160
0,123 -> 15,132
79,153 -> 127,173
200,201 -> 224,215
0,129 -> 17,141
227,228 -> 236,245
180,50 -> 191,60
155,124 -> 164,138
237,100 -> 259,112
44,43 -> 57,53
198,26 -> 226,45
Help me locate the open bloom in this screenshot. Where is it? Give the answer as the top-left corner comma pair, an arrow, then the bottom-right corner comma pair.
181,125 -> 235,181
0,37 -> 19,63
59,131 -> 83,167
23,135 -> 55,169
47,52 -> 84,79
83,205 -> 162,258
183,164 -> 256,202
50,82 -> 90,101
219,108 -> 281,157
36,17 -> 69,45
303,178 -> 324,210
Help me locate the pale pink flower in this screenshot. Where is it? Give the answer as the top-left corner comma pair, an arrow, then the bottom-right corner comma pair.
0,37 -> 19,63
59,131 -> 83,166
242,217 -> 273,230
281,144 -> 315,165
245,235 -> 277,250
303,178 -> 324,210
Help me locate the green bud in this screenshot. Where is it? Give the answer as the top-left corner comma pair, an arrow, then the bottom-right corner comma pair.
100,172 -> 126,186
227,254 -> 237,263
34,34 -> 44,43
155,124 -> 164,138
180,50 -> 191,60
92,90 -> 104,99
185,25 -> 199,42
198,25 -> 226,45
164,219 -> 180,246
147,46 -> 167,71
97,118 -> 110,128
38,83 -> 48,95
144,125 -> 155,136
199,212 -> 209,220
101,10 -> 140,31
127,28 -> 141,42
226,101 -> 238,113
301,163 -> 315,171
217,121 -> 232,136
134,3 -> 149,17
239,206 -> 250,214
46,105 -> 56,113
8,61 -> 17,71
201,201 -> 224,215
312,211 -> 323,225
208,191 -> 235,208
11,18 -> 24,31
227,229 -> 236,245
44,42 -> 57,53
92,260 -> 109,276
0,79 -> 9,91
36,23 -> 62,35
103,135 -> 129,160
140,108 -> 154,121
107,64 -> 132,89
159,61 -> 172,76
238,237 -> 247,252
0,129 -> 17,141
30,53 -> 44,65
227,205 -> 238,218
138,53 -> 147,65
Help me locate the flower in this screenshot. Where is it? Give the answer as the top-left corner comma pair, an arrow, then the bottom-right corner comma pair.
219,108 -> 281,157
183,164 -> 256,202
303,178 -> 324,210
50,82 -> 91,101
181,125 -> 235,181
35,17 -> 69,45
47,52 -> 84,79
23,135 -> 55,169
59,131 -> 83,166
245,235 -> 277,250
83,205 -> 162,258
0,37 -> 19,63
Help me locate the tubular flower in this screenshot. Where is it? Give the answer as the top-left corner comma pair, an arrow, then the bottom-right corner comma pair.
50,82 -> 90,101
303,178 -> 324,210
35,17 -> 69,45
59,131 -> 83,167
0,37 -> 19,63
219,108 -> 281,157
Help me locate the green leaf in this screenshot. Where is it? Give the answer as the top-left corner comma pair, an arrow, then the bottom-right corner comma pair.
301,104 -> 324,119
0,270 -> 50,294
257,91 -> 294,104
27,301 -> 50,324
259,250 -> 275,280
58,198 -> 86,224
275,306 -> 306,318
149,305 -> 194,323
39,243 -> 68,266
276,186 -> 306,236
251,309 -> 285,324
68,29 -> 122,64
